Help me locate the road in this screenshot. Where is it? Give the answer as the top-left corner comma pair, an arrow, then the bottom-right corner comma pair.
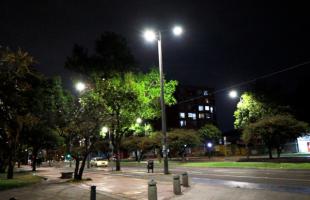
112,166 -> 310,195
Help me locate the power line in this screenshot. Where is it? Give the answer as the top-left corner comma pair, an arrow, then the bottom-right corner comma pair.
213,60 -> 310,94
177,60 -> 310,104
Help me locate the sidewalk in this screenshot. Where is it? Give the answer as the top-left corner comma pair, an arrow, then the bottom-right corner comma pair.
2,165 -> 309,200
1,166 -> 177,200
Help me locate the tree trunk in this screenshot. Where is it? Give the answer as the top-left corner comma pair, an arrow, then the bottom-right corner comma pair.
134,150 -> 138,161
277,147 -> 282,158
77,153 -> 88,180
138,151 -> 144,162
0,161 -> 6,173
7,153 -> 14,179
7,144 -> 15,179
246,144 -> 250,159
115,149 -> 121,171
74,158 -> 80,180
32,149 -> 38,171
268,146 -> 273,159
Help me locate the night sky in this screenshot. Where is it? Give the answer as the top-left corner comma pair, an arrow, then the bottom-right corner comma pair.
1,0 -> 309,131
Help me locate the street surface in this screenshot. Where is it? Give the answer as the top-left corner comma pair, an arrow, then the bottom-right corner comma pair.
0,163 -> 309,199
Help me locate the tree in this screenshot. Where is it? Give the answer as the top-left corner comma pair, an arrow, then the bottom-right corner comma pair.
122,136 -> 155,162
234,92 -> 268,129
167,129 -> 201,161
0,47 -> 42,179
131,69 -> 177,120
242,115 -> 309,159
234,92 -> 288,129
91,70 -> 177,171
69,91 -> 107,180
23,78 -> 65,171
65,32 -> 137,77
198,124 -> 222,143
92,74 -> 139,171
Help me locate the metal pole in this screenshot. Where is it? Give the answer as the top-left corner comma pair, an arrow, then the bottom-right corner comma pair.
148,179 -> 158,200
90,185 -> 96,200
157,31 -> 169,175
69,133 -> 72,167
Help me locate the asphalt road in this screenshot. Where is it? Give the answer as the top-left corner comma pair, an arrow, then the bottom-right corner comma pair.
112,166 -> 310,195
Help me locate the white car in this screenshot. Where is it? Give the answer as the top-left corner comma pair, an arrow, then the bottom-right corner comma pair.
90,157 -> 109,167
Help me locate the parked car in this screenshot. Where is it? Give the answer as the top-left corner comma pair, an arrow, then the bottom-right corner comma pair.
90,157 -> 109,167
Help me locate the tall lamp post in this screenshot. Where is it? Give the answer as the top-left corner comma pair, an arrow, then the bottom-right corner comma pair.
143,25 -> 183,174
228,90 -> 242,157
75,81 -> 89,167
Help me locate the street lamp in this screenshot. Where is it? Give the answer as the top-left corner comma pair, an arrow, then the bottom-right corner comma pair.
136,117 -> 142,124
143,25 -> 183,174
229,90 -> 238,99
75,82 -> 86,92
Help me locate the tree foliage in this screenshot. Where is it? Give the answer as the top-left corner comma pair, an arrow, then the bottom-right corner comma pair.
65,32 -> 137,77
242,115 -> 309,158
234,92 -> 276,129
0,47 -> 42,179
198,124 -> 222,142
167,129 -> 201,158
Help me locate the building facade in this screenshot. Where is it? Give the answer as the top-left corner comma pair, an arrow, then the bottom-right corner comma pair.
167,85 -> 216,129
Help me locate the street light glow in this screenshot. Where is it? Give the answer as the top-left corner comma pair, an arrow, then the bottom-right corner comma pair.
136,117 -> 142,124
100,126 -> 108,137
75,82 -> 86,92
229,90 -> 238,98
143,29 -> 157,42
101,126 -> 108,134
172,26 -> 183,36
207,142 -> 213,148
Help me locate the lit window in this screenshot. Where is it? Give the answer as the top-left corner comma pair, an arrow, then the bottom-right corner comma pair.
198,105 -> 204,111
205,106 -> 210,111
188,113 -> 197,120
180,120 -> 186,127
203,90 -> 208,96
179,112 -> 185,118
199,113 -> 204,119
210,107 -> 214,113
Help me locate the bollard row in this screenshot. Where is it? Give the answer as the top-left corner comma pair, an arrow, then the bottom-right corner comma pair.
147,172 -> 189,200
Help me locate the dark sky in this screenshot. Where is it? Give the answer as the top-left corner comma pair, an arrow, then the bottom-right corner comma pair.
1,0 -> 309,131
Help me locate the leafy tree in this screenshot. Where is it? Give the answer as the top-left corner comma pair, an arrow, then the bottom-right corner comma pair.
69,91 -> 107,180
23,78 -> 65,171
90,70 -> 177,170
131,69 -> 178,120
92,74 -> 139,171
122,136 -> 155,162
167,129 -> 201,160
242,115 -> 309,159
198,124 -> 222,143
234,92 -> 268,129
65,32 -> 137,77
0,47 -> 42,179
234,92 -> 288,129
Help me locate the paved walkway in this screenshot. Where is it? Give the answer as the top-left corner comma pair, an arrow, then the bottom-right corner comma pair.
1,166 -> 176,200
1,165 -> 310,200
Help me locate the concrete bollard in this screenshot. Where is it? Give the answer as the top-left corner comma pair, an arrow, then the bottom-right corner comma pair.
173,175 -> 181,195
148,179 -> 157,200
182,172 -> 189,187
90,185 -> 96,200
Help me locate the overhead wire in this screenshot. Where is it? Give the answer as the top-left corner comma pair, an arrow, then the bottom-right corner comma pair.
177,60 -> 310,104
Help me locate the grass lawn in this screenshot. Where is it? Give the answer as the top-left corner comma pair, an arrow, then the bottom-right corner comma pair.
181,162 -> 310,170
0,172 -> 43,191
